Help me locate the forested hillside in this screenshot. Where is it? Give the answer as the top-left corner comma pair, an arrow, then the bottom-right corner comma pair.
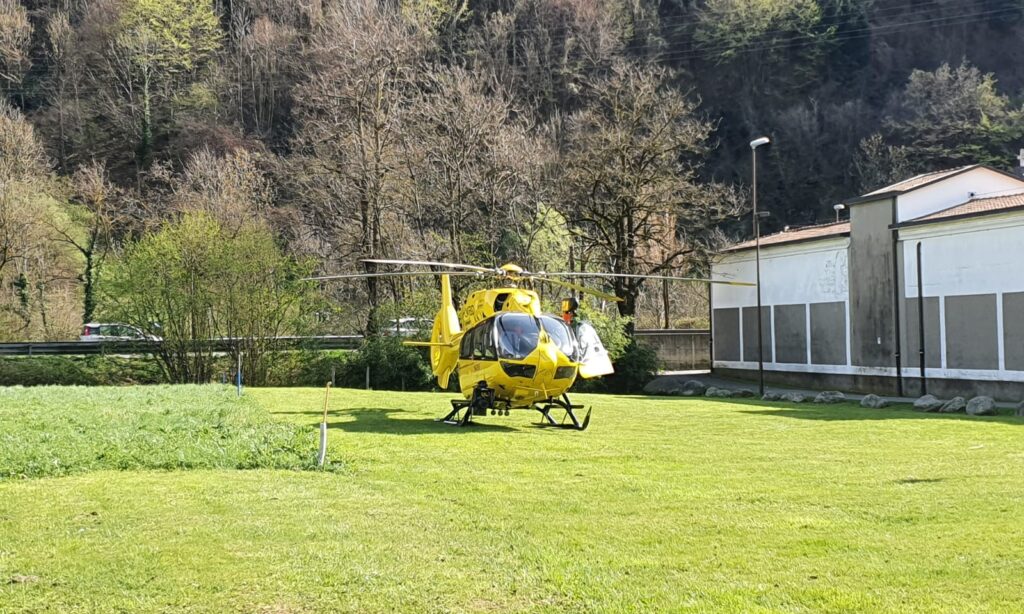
3,0 -> 1024,339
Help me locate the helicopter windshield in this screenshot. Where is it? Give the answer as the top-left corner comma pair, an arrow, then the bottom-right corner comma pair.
496,313 -> 540,359
539,315 -> 579,361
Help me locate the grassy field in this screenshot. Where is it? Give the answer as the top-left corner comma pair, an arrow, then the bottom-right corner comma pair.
1,386 -> 1023,613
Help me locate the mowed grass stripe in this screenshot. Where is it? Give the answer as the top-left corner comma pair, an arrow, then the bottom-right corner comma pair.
0,387 -> 1022,612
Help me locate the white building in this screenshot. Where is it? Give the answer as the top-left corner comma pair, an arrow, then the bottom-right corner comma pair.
711,164 -> 1024,399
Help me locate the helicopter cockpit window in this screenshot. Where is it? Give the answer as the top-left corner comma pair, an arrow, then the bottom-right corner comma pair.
539,316 -> 578,361
496,313 -> 540,360
460,319 -> 497,361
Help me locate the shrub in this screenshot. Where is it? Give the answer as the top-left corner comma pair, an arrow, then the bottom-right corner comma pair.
575,341 -> 659,394
338,336 -> 433,391
0,355 -> 166,386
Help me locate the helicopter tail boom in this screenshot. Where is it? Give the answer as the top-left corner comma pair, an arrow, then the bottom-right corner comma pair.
429,274 -> 462,389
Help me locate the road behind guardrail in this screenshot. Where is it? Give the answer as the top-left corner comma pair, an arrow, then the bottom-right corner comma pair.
0,336 -> 364,356
2,331 -> 710,370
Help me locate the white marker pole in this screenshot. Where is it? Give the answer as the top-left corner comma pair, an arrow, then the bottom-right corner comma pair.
317,382 -> 332,468
236,352 -> 243,397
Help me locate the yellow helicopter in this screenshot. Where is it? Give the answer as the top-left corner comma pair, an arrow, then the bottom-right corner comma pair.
310,259 -> 753,430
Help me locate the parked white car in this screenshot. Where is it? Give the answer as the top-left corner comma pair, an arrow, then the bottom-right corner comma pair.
383,317 -> 432,337
80,323 -> 161,342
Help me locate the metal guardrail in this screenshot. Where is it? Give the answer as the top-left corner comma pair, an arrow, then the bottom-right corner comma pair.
0,336 -> 364,357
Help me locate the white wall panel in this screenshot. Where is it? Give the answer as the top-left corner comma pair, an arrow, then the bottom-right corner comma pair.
901,212 -> 1024,297
712,238 -> 849,309
897,168 -> 1024,223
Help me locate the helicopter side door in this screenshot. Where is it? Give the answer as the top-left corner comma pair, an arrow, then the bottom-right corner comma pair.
574,321 -> 614,378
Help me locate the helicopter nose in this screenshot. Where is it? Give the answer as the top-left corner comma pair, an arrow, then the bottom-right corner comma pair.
534,338 -> 558,382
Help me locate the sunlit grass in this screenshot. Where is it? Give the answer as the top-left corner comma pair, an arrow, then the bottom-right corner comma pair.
1,386 -> 1023,612
0,385 -> 322,479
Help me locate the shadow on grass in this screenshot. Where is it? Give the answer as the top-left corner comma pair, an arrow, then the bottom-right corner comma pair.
275,407 -> 520,434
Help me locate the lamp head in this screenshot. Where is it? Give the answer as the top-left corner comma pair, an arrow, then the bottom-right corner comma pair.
833,203 -> 846,213
749,136 -> 771,149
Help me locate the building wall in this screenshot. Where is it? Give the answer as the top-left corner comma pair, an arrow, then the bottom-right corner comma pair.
848,197 -> 897,371
710,172 -> 1024,400
897,168 -> 1024,223
898,210 -> 1024,391
711,237 -> 851,375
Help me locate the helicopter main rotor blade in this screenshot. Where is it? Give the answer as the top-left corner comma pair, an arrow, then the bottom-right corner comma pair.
361,258 -> 495,273
542,272 -> 756,287
304,271 -> 483,281
529,275 -> 623,302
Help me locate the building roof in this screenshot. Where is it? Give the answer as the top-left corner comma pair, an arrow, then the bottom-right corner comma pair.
721,166 -> 1024,254
845,164 -> 1024,206
723,221 -> 850,252
899,191 -> 1024,226
862,165 -> 975,197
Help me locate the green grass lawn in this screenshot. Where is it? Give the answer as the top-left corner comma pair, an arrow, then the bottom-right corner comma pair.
1,386 -> 1023,613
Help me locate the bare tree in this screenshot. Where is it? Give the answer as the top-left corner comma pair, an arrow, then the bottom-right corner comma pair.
558,61 -> 743,329
0,0 -> 30,98
292,0 -> 432,334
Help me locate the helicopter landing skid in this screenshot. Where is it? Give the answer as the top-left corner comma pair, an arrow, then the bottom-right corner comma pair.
535,394 -> 591,431
438,382 -> 496,426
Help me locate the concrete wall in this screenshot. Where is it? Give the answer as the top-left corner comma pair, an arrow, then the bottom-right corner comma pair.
634,329 -> 710,370
848,197 -> 897,370
712,238 -> 853,377
897,209 -> 1024,394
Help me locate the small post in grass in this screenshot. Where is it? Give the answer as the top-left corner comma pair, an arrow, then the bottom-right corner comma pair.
236,352 -> 243,397
317,381 -> 332,468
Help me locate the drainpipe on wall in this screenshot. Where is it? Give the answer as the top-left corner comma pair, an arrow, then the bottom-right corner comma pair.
891,199 -> 905,397
707,281 -> 714,368
916,241 -> 927,395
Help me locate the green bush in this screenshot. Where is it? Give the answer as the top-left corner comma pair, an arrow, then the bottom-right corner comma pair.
574,341 -> 659,394
0,355 -> 166,386
338,337 -> 433,391
261,340 -> 433,391
0,343 -> 433,390
263,350 -> 348,387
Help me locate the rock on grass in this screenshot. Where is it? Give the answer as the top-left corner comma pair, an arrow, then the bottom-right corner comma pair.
966,396 -> 997,416
914,395 -> 943,412
814,391 -> 846,404
860,394 -> 889,409
939,397 -> 966,413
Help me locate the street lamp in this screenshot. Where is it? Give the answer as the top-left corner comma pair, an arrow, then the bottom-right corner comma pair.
750,136 -> 771,397
833,203 -> 846,222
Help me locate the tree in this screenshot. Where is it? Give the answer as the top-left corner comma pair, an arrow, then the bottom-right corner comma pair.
880,61 -> 1024,171
171,148 -> 274,234
400,66 -> 520,264
0,0 -> 30,97
91,0 -> 222,170
558,62 -> 743,329
0,103 -> 81,340
103,213 -> 315,384
693,0 -> 834,102
292,0 -> 432,334
49,162 -> 122,324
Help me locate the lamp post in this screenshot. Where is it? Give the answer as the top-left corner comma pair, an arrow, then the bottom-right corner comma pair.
833,203 -> 846,222
750,136 -> 770,397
